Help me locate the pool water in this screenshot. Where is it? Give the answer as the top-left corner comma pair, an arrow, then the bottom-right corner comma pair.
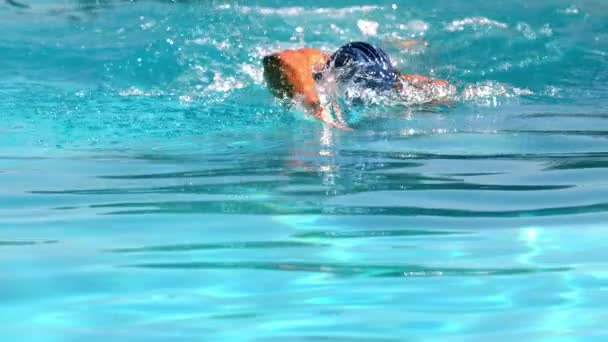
2,0 -> 608,340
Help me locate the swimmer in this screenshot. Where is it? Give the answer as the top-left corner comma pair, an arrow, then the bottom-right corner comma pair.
263,41 -> 453,129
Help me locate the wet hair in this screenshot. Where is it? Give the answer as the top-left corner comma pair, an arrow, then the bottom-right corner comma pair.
262,54 -> 294,103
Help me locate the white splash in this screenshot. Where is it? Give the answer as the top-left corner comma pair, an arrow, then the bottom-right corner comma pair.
332,77 -> 457,107
461,82 -> 508,100
459,81 -> 533,105
561,6 -> 580,15
140,21 -> 155,30
539,24 -> 553,37
516,22 -> 553,40
397,81 -> 457,106
179,95 -> 192,103
118,88 -> 160,97
542,86 -> 561,97
357,19 -> 379,36
186,37 -> 230,50
446,17 -> 508,32
207,72 -> 245,93
256,6 -> 304,16
186,37 -> 209,45
330,23 -> 346,35
240,63 -> 263,84
400,20 -> 430,35
315,6 -> 383,17
229,5 -> 383,17
516,22 -> 537,40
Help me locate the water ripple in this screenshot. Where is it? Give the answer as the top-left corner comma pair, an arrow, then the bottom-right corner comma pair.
125,261 -> 571,278
83,200 -> 608,217
107,241 -> 328,253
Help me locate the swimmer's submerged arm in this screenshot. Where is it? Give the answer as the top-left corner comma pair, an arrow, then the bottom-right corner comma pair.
400,74 -> 449,87
397,73 -> 454,105
390,40 -> 449,87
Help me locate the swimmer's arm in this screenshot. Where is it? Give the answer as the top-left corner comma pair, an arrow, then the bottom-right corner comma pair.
391,40 -> 448,86
401,74 -> 449,87
399,74 -> 454,105
305,98 -> 350,130
396,39 -> 427,48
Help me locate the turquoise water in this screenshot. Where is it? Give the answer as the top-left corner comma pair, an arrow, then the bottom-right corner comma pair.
2,0 -> 608,340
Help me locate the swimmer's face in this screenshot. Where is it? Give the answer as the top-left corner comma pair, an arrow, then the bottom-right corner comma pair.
314,67 -> 339,94
312,60 -> 326,74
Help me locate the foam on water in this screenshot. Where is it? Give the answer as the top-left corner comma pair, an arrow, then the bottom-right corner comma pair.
445,16 -> 509,32
227,5 -> 385,17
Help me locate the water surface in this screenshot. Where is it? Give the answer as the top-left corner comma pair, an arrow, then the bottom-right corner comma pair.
1,0 -> 608,340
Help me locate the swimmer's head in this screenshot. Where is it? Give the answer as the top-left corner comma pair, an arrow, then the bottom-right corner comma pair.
315,42 -> 400,93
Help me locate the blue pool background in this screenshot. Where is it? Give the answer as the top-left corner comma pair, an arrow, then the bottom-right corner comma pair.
1,0 -> 608,340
